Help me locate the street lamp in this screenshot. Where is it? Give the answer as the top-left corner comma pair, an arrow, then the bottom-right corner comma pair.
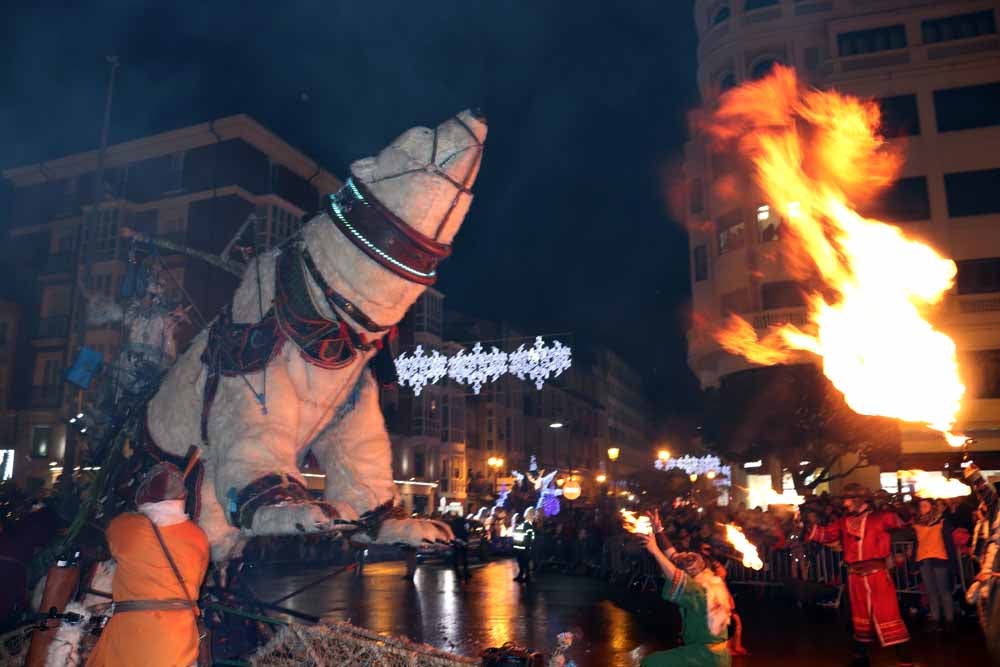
606,447 -> 620,507
487,456 -> 504,494
563,477 -> 582,501
657,449 -> 671,462
595,473 -> 607,484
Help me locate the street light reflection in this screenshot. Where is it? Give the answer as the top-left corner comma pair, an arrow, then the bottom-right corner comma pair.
478,560 -> 517,647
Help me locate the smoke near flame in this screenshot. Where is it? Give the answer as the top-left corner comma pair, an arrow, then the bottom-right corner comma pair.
705,66 -> 965,446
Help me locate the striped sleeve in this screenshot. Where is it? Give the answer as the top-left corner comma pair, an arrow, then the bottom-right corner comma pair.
662,568 -> 689,603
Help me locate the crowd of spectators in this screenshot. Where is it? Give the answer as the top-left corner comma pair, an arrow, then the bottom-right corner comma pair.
466,488 -> 988,612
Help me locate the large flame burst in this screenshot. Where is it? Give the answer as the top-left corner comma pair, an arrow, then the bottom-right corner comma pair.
705,66 -> 965,446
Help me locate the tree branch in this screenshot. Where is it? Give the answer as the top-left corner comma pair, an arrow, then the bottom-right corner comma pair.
813,451 -> 872,486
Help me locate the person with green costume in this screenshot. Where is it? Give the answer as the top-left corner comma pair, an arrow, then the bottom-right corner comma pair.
639,519 -> 733,667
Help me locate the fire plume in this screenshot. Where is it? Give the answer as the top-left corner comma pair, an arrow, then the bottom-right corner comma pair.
706,66 -> 965,446
897,469 -> 970,500
620,510 -> 653,535
723,523 -> 764,571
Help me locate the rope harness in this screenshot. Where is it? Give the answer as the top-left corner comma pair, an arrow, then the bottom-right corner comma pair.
199,242 -> 393,445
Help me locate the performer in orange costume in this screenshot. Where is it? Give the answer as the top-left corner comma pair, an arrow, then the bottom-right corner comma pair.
87,463 -> 209,667
807,483 -> 913,667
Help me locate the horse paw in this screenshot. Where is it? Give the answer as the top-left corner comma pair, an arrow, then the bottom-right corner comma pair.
364,518 -> 454,547
249,501 -> 352,535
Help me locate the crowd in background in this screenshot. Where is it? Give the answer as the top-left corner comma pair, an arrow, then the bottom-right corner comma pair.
457,488 -> 991,627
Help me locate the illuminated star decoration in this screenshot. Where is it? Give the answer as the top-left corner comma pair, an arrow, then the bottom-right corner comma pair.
494,482 -> 510,508
536,469 -> 563,517
394,336 -> 572,395
512,464 -> 563,516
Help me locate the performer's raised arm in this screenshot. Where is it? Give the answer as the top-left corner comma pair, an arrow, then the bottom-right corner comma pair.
806,516 -> 842,545
639,532 -> 678,580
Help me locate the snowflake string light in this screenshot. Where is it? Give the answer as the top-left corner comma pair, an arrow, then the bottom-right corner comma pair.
394,345 -> 448,396
656,455 -> 731,484
508,337 -> 573,390
447,343 -> 508,394
393,337 -> 573,394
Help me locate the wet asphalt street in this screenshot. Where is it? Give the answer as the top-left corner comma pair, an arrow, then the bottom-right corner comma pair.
244,557 -> 992,667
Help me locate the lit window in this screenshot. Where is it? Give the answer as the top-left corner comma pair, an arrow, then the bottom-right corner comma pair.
0,450 -> 13,481
717,210 -> 746,254
31,426 -> 52,458
757,204 -> 781,242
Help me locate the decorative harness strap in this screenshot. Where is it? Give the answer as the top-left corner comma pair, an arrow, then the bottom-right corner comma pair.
327,178 -> 451,286
199,243 -> 386,445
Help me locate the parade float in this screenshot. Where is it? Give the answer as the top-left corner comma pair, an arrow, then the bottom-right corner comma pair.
0,109 -> 574,667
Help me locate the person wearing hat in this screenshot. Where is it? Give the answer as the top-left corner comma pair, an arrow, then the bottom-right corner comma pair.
637,521 -> 733,667
87,462 -> 209,667
807,482 -> 913,667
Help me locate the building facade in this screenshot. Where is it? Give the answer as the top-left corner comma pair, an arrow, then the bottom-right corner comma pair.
685,0 -> 1000,483
2,115 -> 340,488
382,288 -> 468,514
385,304 -> 653,514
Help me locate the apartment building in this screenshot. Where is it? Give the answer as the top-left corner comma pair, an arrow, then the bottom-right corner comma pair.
1,115 -> 340,487
685,0 -> 1000,483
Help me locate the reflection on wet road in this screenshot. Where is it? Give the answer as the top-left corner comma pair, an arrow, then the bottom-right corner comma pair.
245,558 -> 667,666
245,557 -> 991,666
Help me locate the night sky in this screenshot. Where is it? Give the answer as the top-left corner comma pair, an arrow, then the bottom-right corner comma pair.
2,1 -> 702,427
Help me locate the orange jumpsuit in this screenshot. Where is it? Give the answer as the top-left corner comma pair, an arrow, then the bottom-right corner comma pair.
87,513 -> 209,667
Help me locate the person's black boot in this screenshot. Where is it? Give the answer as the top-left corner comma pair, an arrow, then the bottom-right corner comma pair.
850,640 -> 871,667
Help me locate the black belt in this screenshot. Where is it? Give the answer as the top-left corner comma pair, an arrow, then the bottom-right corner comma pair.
112,598 -> 196,614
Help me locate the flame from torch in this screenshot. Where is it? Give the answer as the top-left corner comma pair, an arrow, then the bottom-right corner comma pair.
723,523 -> 764,571
620,509 -> 653,535
897,469 -> 970,500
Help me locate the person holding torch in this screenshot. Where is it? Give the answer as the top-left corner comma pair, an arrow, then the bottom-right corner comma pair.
636,511 -> 733,667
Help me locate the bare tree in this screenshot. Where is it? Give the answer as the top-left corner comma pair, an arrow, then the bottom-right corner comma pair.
701,364 -> 899,495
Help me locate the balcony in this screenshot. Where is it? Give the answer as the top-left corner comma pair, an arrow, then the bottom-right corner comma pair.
751,308 -> 809,330
30,385 -> 63,409
36,315 -> 70,339
40,253 -> 76,276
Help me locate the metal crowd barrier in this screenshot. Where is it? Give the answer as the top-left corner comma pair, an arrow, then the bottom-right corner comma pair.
531,532 -> 980,613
